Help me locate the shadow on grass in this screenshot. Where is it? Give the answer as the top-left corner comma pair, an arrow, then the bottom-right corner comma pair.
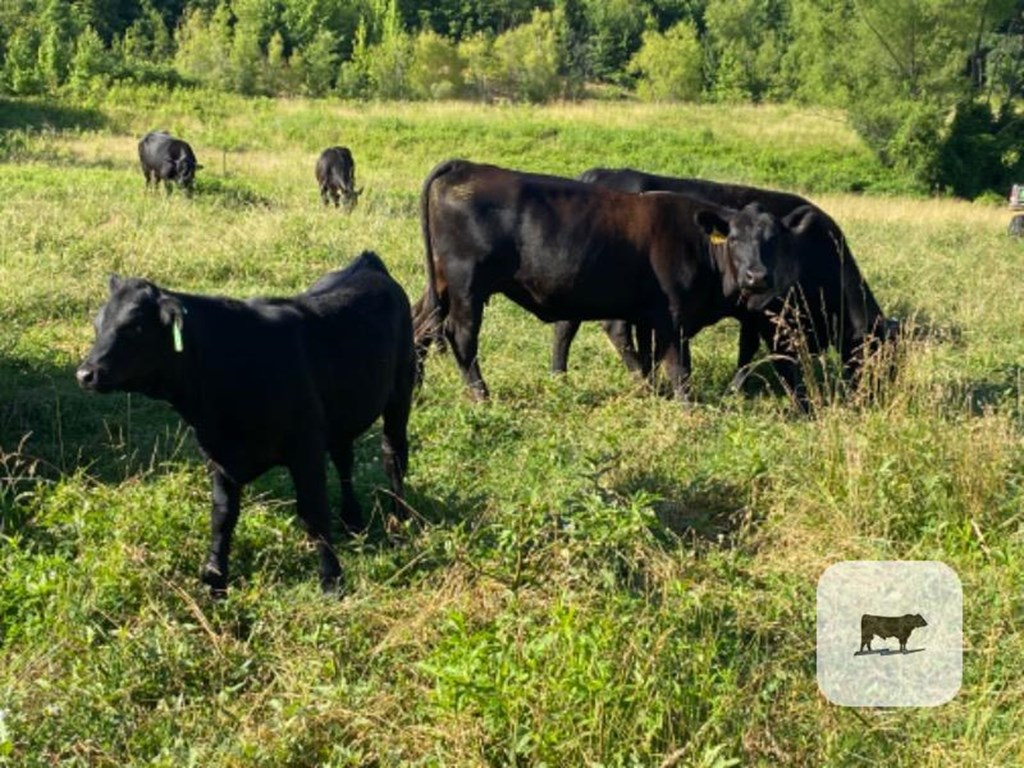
196,175 -> 275,209
854,648 -> 925,657
0,353 -> 195,484
0,98 -> 107,133
948,364 -> 1023,417
616,471 -> 759,549
886,301 -> 964,346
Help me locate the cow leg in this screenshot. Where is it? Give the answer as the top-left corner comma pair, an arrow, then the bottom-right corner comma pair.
381,383 -> 412,521
446,298 -> 488,401
201,469 -> 241,597
329,442 -> 364,535
603,320 -> 646,375
290,455 -> 343,592
764,332 -> 808,411
730,318 -> 762,392
551,321 -> 579,374
654,321 -> 691,401
635,321 -> 654,379
320,184 -> 331,206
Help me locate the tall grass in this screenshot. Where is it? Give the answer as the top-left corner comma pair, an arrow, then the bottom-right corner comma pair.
1,92 -> 1022,766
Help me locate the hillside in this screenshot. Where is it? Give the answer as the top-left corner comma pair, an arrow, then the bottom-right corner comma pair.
1,93 -> 1022,766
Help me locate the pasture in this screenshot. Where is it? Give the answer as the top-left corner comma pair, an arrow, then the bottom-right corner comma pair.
1,90 -> 1022,766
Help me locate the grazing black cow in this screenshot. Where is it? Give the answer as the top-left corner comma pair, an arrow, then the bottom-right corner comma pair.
859,613 -> 928,654
316,147 -> 362,211
138,131 -> 202,197
558,168 -> 898,403
412,159 -> 813,401
76,251 -> 416,595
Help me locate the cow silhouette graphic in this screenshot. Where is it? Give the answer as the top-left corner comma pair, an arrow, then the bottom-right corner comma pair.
859,614 -> 928,654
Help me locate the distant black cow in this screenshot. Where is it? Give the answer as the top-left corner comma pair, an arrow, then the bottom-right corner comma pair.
859,613 -> 928,653
76,251 -> 416,595
316,147 -> 362,211
559,168 -> 898,403
412,159 -> 814,401
138,131 -> 202,197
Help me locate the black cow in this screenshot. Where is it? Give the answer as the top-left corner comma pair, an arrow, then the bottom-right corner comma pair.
557,168 -> 898,403
138,131 -> 202,197
412,159 -> 814,401
76,251 -> 416,595
316,147 -> 362,211
859,613 -> 928,653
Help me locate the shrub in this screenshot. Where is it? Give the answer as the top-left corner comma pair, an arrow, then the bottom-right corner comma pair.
629,21 -> 704,102
69,26 -> 112,94
491,8 -> 564,102
409,29 -> 464,100
937,101 -> 1024,199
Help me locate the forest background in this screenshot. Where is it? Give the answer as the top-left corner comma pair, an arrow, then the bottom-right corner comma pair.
6,0 -> 1024,198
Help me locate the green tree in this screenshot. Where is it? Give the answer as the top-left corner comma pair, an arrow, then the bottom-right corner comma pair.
265,29 -> 287,93
301,27 -> 339,96
69,25 -> 111,92
580,0 -> 646,83
365,0 -> 413,98
409,29 -> 464,99
629,20 -> 704,101
704,0 -> 788,102
37,0 -> 77,89
458,31 -> 498,100
3,27 -> 43,95
491,8 -> 565,101
174,5 -> 234,90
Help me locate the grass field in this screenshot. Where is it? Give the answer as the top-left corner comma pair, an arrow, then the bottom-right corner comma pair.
1,90 -> 1022,766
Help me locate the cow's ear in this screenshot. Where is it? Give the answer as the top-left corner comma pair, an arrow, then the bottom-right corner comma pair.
783,205 -> 818,236
158,294 -> 183,327
696,209 -> 730,245
194,163 -> 204,171
109,274 -> 123,293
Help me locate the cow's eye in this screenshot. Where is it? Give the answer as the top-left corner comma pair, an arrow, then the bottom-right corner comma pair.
132,323 -> 144,335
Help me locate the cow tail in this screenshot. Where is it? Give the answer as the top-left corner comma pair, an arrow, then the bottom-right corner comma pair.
413,160 -> 458,383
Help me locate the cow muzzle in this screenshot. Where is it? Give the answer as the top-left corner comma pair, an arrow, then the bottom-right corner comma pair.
76,364 -> 104,391
740,267 -> 768,293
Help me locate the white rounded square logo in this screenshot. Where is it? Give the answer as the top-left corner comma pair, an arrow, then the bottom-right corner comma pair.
817,561 -> 962,707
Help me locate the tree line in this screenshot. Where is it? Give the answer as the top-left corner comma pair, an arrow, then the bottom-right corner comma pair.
4,0 -> 1024,198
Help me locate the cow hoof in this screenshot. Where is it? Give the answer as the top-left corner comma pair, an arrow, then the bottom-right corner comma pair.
320,573 -> 345,596
201,561 -> 228,593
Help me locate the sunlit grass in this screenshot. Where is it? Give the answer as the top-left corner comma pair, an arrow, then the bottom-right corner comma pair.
1,94 -> 1022,766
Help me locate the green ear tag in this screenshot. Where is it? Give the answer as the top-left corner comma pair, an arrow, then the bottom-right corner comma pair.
172,318 -> 184,353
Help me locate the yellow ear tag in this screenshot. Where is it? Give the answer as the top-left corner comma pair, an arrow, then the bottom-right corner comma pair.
709,231 -> 728,246
172,318 -> 184,353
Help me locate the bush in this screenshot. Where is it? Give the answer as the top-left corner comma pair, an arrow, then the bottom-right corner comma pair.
68,26 -> 112,94
409,30 -> 464,100
937,101 -> 1024,199
364,32 -> 413,100
459,32 -> 498,101
847,97 -> 944,190
491,8 -> 564,102
629,21 -> 704,102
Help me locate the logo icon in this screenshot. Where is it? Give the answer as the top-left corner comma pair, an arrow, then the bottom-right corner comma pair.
857,613 -> 927,655
817,561 -> 962,707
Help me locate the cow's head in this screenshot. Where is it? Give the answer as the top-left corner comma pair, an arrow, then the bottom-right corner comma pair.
697,202 -> 816,310
176,156 -> 201,197
76,275 -> 184,394
911,614 -> 928,628
342,185 -> 362,212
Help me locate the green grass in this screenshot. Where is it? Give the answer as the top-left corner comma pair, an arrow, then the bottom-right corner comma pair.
1,90 -> 1023,766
